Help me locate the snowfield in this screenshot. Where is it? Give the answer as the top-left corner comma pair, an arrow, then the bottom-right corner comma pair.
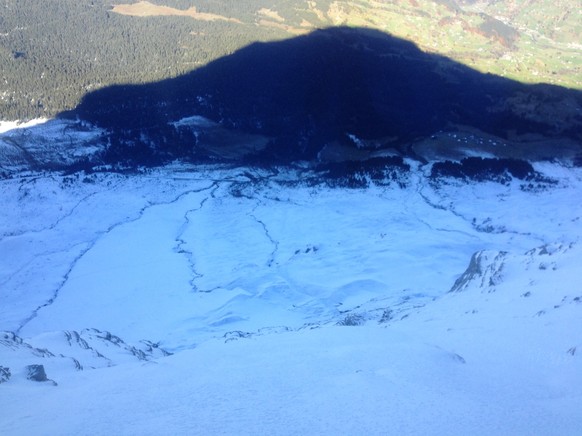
1,159 -> 581,435
0,119 -> 106,173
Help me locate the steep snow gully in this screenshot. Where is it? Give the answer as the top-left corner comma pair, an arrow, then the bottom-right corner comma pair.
1,160 -> 581,435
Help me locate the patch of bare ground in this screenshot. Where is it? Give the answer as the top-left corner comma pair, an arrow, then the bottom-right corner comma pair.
257,19 -> 311,35
307,1 -> 327,22
258,8 -> 285,23
111,1 -> 241,23
255,7 -> 313,35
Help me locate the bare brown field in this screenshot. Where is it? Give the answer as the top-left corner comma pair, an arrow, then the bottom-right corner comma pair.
257,19 -> 311,35
258,8 -> 285,23
111,1 -> 242,23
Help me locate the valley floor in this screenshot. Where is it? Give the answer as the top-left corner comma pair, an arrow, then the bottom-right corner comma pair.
1,162 -> 581,435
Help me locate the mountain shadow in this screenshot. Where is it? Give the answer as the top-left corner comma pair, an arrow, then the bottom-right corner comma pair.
61,26 -> 582,165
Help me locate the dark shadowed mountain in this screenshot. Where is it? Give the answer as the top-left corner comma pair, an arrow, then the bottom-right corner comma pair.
62,27 -> 582,165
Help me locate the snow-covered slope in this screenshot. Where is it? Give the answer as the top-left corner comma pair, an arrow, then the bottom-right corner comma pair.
1,159 -> 581,435
0,119 -> 106,173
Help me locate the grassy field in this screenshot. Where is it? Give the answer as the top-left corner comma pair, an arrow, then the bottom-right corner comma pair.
111,1 -> 242,22
311,0 -> 581,88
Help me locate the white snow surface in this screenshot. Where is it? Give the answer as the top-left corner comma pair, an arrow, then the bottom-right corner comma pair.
0,119 -> 105,172
0,119 -> 51,134
1,160 -> 581,435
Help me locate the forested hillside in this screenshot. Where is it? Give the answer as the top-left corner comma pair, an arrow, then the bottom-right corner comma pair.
68,27 -> 581,167
1,0 -> 580,121
0,0 -> 290,120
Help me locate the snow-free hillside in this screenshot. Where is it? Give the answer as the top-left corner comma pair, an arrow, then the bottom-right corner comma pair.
1,159 -> 581,435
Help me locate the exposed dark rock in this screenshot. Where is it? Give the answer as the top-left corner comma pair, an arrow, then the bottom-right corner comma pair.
450,252 -> 484,293
379,309 -> 394,324
223,331 -> 252,342
139,340 -> 173,357
26,364 -> 57,385
1,331 -> 23,347
450,251 -> 506,293
337,313 -> 366,326
26,364 -> 56,385
0,366 -> 11,383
